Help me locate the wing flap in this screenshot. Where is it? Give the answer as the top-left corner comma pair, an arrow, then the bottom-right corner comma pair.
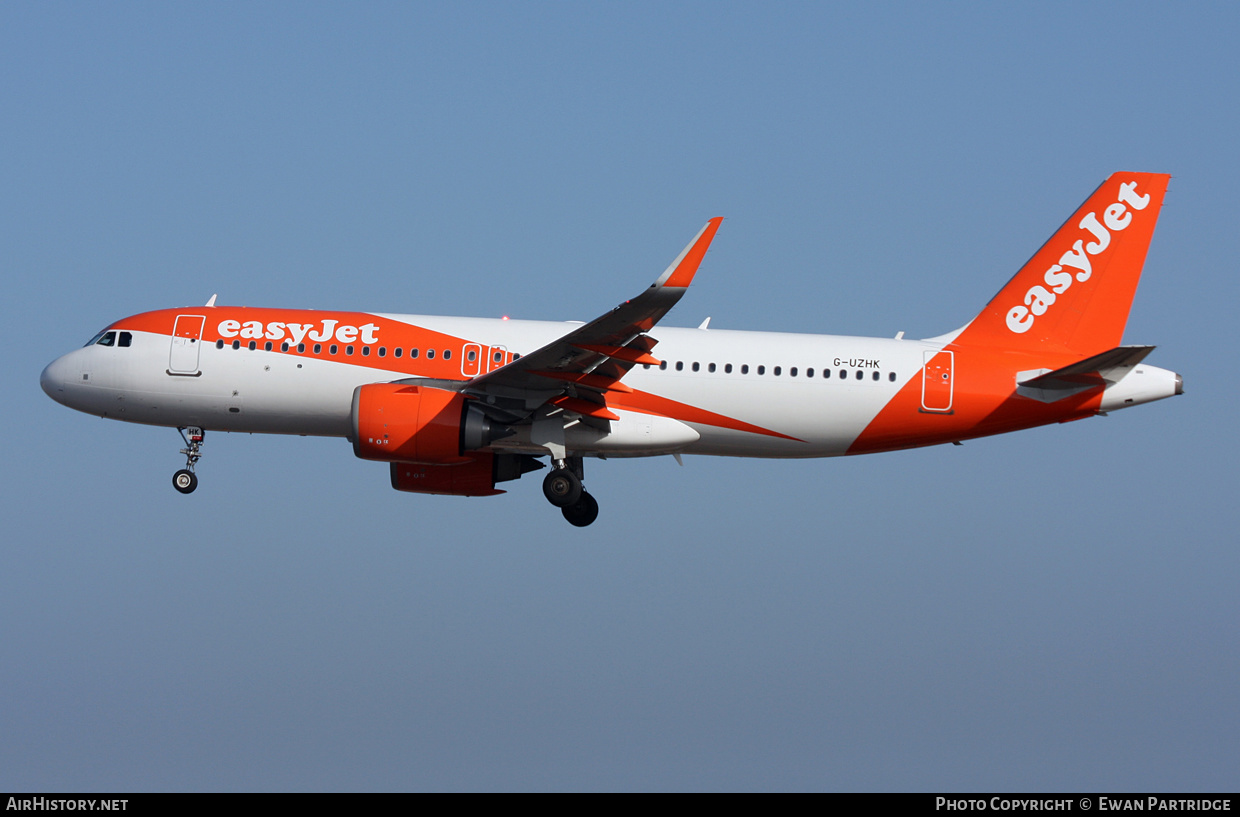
530,371 -> 635,394
551,395 -> 621,421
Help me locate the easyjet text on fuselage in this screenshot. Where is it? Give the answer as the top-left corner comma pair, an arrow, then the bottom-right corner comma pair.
216,318 -> 381,346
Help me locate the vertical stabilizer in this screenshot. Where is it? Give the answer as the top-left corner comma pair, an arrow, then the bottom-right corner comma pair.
957,172 -> 1170,356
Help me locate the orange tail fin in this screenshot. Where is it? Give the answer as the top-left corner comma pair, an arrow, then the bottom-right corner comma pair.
955,172 -> 1170,356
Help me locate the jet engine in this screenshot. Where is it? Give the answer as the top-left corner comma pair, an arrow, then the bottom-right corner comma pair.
350,383 -> 510,463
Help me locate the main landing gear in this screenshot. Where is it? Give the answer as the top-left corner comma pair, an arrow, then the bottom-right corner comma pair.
173,426 -> 204,494
542,457 -> 599,527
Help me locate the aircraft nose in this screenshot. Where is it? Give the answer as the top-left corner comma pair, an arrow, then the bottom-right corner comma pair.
40,355 -> 71,402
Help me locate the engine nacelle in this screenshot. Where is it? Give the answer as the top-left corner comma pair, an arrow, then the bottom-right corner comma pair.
351,383 -> 507,464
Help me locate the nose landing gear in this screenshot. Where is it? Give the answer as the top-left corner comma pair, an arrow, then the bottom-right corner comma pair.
542,457 -> 599,527
173,427 -> 204,494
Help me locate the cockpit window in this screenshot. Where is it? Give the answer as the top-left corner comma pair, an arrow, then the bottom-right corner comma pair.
84,329 -> 133,348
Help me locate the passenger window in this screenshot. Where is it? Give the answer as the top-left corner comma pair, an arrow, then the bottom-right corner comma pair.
330,344 -> 338,355
362,346 -> 371,356
889,372 -> 896,382
757,366 -> 765,375
394,347 -> 402,358
249,341 -> 257,351
855,370 -> 863,380
346,345 -> 354,355
773,366 -> 781,376
118,332 -> 132,348
467,349 -> 477,362
741,365 -> 749,374
265,341 -> 273,351
216,339 -> 225,349
659,361 -> 667,370
410,348 -> 419,358
823,368 -> 830,378
691,362 -> 699,372
296,343 -> 304,353
313,344 -> 321,354
708,363 -> 716,373
235,340 -> 243,350
494,351 -> 503,362
725,364 -> 733,373
443,350 -> 451,360
426,349 -> 435,360
872,371 -> 879,381
378,347 -> 386,357
676,361 -> 684,371
807,368 -> 814,378
839,369 -> 846,379
281,342 -> 290,352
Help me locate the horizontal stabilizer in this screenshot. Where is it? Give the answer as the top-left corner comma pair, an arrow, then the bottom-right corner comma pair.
1016,345 -> 1155,402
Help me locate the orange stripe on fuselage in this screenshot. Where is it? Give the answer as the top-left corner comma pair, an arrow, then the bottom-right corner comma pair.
609,390 -> 804,442
848,346 -> 1103,454
117,307 -> 802,442
111,307 -> 493,379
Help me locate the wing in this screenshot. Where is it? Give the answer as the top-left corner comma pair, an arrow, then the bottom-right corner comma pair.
460,218 -> 723,424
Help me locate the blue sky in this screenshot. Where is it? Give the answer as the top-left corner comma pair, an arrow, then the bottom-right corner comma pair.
2,2 -> 1237,791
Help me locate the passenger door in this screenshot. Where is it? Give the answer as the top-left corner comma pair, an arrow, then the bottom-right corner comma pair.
169,315 -> 205,375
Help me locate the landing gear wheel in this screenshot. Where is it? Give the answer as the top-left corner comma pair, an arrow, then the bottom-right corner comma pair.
543,468 -> 582,508
172,469 -> 198,494
561,491 -> 599,527
174,427 -> 205,493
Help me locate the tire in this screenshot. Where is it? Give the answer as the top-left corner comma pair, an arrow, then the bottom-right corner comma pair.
173,469 -> 198,494
542,468 -> 582,508
562,492 -> 599,527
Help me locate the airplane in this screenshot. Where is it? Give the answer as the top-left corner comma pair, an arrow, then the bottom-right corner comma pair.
40,172 -> 1181,527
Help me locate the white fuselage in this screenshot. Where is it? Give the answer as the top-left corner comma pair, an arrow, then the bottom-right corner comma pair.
41,313 -> 939,459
